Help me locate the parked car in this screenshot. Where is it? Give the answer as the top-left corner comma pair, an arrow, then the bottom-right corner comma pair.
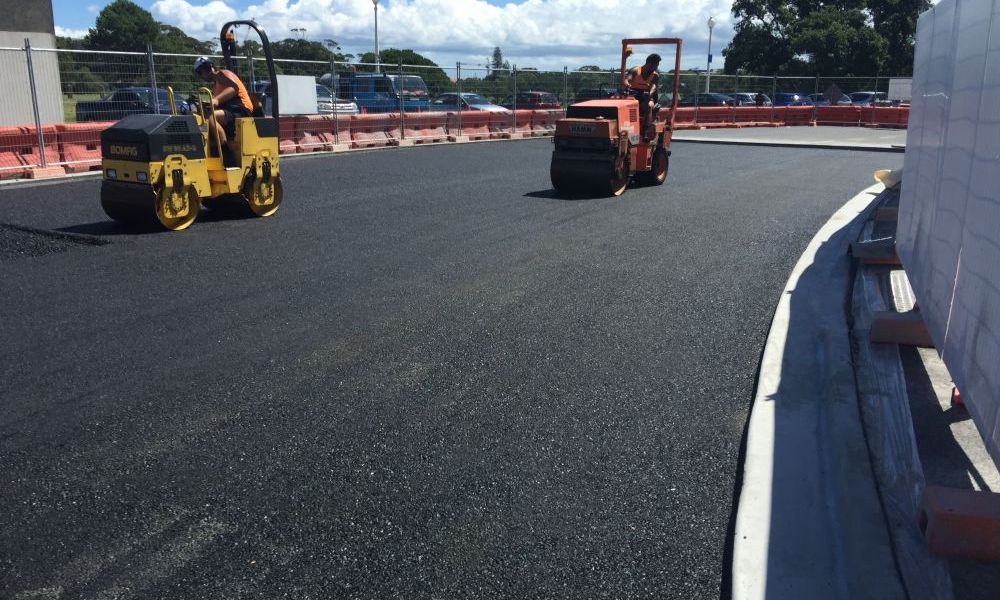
728,92 -> 772,106
772,92 -> 813,106
807,93 -> 851,106
336,73 -> 433,113
76,87 -> 189,122
315,84 -> 359,115
432,93 -> 509,112
849,91 -> 888,106
677,93 -> 735,107
501,91 -> 560,109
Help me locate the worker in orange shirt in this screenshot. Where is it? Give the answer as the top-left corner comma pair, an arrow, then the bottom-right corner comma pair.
193,56 -> 254,163
623,53 -> 661,141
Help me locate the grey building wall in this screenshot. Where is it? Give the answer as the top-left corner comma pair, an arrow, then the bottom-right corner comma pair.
0,0 -> 56,34
0,1 -> 64,126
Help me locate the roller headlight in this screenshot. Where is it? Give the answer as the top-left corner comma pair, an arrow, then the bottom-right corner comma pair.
136,171 -> 148,183
105,168 -> 117,179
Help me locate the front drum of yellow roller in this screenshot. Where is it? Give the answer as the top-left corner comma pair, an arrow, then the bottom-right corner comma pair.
155,184 -> 200,230
244,174 -> 283,218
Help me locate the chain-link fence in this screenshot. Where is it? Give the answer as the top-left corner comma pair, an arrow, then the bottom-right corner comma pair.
0,40 -> 912,179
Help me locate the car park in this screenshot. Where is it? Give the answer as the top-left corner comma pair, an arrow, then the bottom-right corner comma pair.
75,87 -> 190,122
501,91 -> 561,109
574,87 -> 616,102
807,93 -> 851,106
728,92 -> 772,106
849,91 -> 888,106
772,92 -> 813,106
677,92 -> 735,107
336,73 -> 433,113
432,93 -> 509,112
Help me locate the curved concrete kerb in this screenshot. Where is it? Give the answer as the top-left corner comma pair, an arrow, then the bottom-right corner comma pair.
732,182 -> 907,600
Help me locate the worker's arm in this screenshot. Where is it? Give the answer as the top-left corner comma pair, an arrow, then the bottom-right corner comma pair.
213,83 -> 237,107
621,67 -> 635,88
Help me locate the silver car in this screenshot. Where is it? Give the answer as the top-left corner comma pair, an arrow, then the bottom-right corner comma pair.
316,84 -> 359,115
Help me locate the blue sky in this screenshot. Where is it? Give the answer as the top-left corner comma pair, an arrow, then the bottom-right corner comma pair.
52,0 -> 731,71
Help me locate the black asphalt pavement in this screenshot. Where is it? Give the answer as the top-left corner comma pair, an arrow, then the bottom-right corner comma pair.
0,140 -> 902,599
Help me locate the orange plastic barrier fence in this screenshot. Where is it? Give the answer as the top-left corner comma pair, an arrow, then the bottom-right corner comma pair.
868,107 -> 908,128
448,111 -> 491,140
403,111 -> 448,144
531,110 -> 563,136
0,126 -> 32,180
512,110 -> 534,138
56,122 -> 111,172
783,106 -> 815,126
292,115 -> 331,152
814,105 -> 863,126
350,113 -> 400,149
488,112 -> 513,139
692,106 -> 732,124
279,117 -> 301,154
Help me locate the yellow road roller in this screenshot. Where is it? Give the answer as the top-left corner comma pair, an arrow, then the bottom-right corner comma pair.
100,20 -> 282,231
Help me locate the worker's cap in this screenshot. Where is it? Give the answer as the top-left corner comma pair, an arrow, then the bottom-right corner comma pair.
193,56 -> 214,74
646,53 -> 662,64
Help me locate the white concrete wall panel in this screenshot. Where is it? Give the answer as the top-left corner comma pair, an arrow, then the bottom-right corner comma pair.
898,0 -> 1000,468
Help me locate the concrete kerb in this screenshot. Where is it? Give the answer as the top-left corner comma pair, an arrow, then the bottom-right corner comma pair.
673,137 -> 905,153
732,182 -> 908,600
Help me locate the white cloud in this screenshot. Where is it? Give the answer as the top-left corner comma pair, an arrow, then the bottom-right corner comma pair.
55,26 -> 89,39
149,0 -> 732,70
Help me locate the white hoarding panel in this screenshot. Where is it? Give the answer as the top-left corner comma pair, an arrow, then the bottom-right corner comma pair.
276,74 -> 318,115
898,0 -> 1000,468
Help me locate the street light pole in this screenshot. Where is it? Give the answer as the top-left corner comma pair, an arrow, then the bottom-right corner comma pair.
706,16 -> 716,93
373,0 -> 380,73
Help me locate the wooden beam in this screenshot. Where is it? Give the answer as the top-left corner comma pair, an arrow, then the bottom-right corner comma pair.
870,310 -> 934,347
851,238 -> 901,266
922,485 -> 1000,561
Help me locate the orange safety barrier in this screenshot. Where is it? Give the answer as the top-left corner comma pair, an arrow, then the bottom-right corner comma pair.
866,107 -> 908,129
448,111 -> 491,141
511,109 -> 534,138
488,112 -> 513,139
0,126 -> 31,180
293,115 -> 333,152
783,106 -> 815,126
57,122 -> 111,172
531,110 -> 564,136
402,111 -> 448,144
691,106 -> 732,124
279,116 -> 301,154
350,113 -> 401,148
814,105 -> 863,126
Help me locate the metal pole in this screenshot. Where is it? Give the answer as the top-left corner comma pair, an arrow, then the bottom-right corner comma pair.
872,75 -> 879,124
563,66 -> 569,109
24,38 -> 47,168
332,59 -> 339,144
511,65 -> 517,135
246,46 -> 255,90
771,75 -> 776,123
398,58 -> 404,140
147,43 -> 159,114
374,0 -> 380,73
706,26 -> 714,93
456,62 -> 462,135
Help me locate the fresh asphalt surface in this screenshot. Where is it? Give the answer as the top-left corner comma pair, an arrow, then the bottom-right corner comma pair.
0,139 -> 902,599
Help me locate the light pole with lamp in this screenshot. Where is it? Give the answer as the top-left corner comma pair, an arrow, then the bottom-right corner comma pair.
706,16 -> 716,93
373,0 -> 380,72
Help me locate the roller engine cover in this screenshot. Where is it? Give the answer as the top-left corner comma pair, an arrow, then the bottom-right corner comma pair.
101,114 -> 206,163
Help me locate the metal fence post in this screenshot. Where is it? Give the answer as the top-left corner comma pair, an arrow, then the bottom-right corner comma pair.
246,46 -> 255,89
147,43 -> 159,114
813,76 -> 819,123
331,59 -> 339,144
511,65 -> 517,135
24,38 -> 46,168
872,75 -> 879,123
771,75 -> 776,123
456,62 -> 462,135
563,66 -> 568,109
398,58 -> 405,140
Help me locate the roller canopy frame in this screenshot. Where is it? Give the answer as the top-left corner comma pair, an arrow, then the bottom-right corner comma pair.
221,20 -> 279,120
620,38 -> 682,131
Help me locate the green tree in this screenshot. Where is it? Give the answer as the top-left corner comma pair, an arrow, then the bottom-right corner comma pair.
869,0 -> 930,75
156,24 -> 214,55
723,0 -> 913,75
85,0 -> 159,52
